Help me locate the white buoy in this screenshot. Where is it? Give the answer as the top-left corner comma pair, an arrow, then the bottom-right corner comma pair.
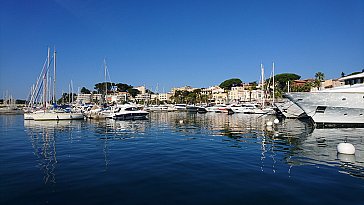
337,142 -> 355,155
266,121 -> 273,126
273,118 -> 280,124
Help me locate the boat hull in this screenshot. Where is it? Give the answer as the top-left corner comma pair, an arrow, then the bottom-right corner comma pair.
274,101 -> 307,119
30,112 -> 84,121
113,112 -> 148,120
285,92 -> 364,125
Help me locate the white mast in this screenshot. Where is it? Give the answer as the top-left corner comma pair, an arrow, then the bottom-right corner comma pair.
53,48 -> 56,104
260,63 -> 265,108
48,70 -> 51,104
71,80 -> 74,104
44,47 -> 50,110
104,58 -> 107,97
272,62 -> 275,105
68,82 -> 71,104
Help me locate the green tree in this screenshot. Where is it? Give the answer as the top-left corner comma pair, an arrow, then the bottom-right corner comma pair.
219,78 -> 242,90
116,83 -> 132,92
314,72 -> 325,88
57,93 -> 78,104
80,87 -> 91,94
94,82 -> 115,94
315,72 -> 325,81
272,73 -> 301,92
172,90 -> 192,104
291,82 -> 313,92
127,88 -> 140,98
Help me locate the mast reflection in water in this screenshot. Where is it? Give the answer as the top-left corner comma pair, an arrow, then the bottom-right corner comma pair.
24,120 -> 82,184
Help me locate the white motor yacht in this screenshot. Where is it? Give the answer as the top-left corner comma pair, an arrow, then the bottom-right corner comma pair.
112,104 -> 149,120
285,72 -> 364,126
230,103 -> 266,114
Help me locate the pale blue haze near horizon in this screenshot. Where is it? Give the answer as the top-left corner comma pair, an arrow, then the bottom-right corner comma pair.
0,0 -> 363,99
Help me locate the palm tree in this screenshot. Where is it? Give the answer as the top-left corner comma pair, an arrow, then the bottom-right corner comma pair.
315,72 -> 325,81
314,72 -> 325,88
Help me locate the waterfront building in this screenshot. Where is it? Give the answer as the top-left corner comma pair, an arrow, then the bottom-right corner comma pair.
135,93 -> 151,103
321,79 -> 344,89
200,86 -> 227,104
150,94 -> 158,102
228,86 -> 245,102
77,94 -> 92,104
240,90 -> 264,102
225,84 -> 264,103
171,86 -> 197,95
159,93 -> 172,102
92,94 -> 103,103
200,86 -> 222,96
212,92 -> 228,104
105,92 -> 129,104
292,79 -> 315,87
76,93 -> 104,104
134,86 -> 147,94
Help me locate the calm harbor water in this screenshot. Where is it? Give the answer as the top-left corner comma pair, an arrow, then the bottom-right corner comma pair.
1,113 -> 364,205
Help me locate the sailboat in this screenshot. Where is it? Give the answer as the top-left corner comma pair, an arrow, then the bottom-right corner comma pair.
0,92 -> 23,115
25,48 -> 84,121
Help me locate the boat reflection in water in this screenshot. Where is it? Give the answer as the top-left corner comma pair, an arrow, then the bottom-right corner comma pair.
145,112 -> 364,178
24,112 -> 364,182
24,120 -> 83,184
88,118 -> 149,139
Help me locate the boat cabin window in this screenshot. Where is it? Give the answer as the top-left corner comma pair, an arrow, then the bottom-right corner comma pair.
125,107 -> 137,111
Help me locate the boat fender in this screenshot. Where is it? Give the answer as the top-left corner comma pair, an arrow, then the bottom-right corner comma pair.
337,143 -> 355,155
273,119 -> 279,124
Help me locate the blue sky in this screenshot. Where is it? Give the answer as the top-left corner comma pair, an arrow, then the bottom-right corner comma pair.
1,0 -> 363,99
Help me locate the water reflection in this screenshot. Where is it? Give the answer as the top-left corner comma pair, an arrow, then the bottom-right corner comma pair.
146,113 -> 364,178
87,119 -> 148,140
24,120 -> 83,184
297,128 -> 364,178
23,113 -> 364,180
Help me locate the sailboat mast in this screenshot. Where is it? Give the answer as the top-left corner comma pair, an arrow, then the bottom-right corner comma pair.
260,63 -> 265,107
53,48 -> 56,104
44,47 -> 50,110
71,80 -> 74,104
68,82 -> 71,104
104,58 -> 107,97
272,62 -> 275,104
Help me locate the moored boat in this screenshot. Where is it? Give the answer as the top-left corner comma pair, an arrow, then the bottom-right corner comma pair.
285,72 -> 364,127
112,104 -> 149,120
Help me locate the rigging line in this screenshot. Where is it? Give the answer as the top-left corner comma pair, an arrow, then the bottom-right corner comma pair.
30,57 -> 48,106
